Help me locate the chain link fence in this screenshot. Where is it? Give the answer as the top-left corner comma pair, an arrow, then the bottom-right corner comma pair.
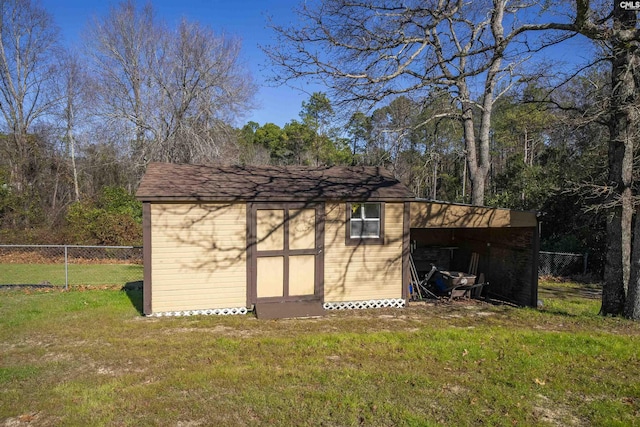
0,245 -> 591,287
538,251 -> 588,277
0,245 -> 143,289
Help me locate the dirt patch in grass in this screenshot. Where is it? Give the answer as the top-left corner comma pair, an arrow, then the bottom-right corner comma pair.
533,394 -> 584,426
0,284 -> 127,292
2,412 -> 61,427
0,250 -> 141,265
0,284 -> 56,290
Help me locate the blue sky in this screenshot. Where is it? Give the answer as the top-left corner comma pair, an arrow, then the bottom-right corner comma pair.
41,0 -> 310,128
40,1 -> 595,130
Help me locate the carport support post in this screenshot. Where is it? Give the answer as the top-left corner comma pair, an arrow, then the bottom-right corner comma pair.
64,245 -> 69,291
532,216 -> 541,307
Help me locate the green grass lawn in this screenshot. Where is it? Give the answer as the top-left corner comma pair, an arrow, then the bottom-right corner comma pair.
1,280 -> 639,426
0,263 -> 143,286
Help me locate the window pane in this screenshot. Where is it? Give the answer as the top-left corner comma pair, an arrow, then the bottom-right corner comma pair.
364,203 -> 380,219
350,220 -> 363,238
362,220 -> 380,237
352,204 -> 363,218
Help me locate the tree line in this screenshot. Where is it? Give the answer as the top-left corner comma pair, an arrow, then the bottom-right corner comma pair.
0,0 -> 638,318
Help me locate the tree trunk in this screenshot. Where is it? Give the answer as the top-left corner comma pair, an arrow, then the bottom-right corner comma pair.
602,208 -> 627,315
9,131 -> 27,192
600,6 -> 637,316
627,207 -> 640,319
622,17 -> 640,319
468,158 -> 487,205
467,117 -> 491,207
461,101 -> 488,206
66,98 -> 80,202
69,132 -> 80,202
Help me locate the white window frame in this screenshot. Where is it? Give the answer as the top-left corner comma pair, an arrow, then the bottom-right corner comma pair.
346,202 -> 384,245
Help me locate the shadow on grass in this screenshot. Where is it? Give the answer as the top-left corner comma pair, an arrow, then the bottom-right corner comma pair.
539,307 -> 581,318
537,281 -> 602,318
538,283 -> 602,300
122,281 -> 143,315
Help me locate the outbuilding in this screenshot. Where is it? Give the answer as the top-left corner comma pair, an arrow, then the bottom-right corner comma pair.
409,201 -> 540,307
136,163 -> 539,318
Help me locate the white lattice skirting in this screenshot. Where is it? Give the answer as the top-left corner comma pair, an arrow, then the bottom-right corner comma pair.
323,298 -> 406,310
148,307 -> 248,317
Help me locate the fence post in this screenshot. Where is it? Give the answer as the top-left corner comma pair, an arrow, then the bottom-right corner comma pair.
64,245 -> 69,291
583,253 -> 588,275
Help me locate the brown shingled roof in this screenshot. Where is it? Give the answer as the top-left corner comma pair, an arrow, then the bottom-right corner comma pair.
136,163 -> 415,202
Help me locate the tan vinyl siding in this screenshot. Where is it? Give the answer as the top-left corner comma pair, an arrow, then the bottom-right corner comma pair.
151,203 -> 246,312
410,202 -> 537,228
324,202 -> 404,302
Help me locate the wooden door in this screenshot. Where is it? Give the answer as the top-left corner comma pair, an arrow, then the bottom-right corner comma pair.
249,203 -> 324,304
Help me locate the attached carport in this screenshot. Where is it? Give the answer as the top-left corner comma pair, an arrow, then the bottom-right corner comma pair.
409,200 -> 540,307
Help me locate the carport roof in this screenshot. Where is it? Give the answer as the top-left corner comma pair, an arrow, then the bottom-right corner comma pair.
410,200 -> 538,228
136,163 -> 416,202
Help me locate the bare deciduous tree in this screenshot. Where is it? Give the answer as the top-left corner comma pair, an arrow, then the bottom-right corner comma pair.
86,1 -> 255,173
0,0 -> 60,192
264,0 -> 567,205
54,50 -> 94,203
147,18 -> 255,164
85,0 -> 156,173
